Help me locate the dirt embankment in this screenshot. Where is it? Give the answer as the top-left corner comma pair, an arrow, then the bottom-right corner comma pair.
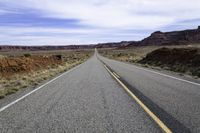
0,55 -> 62,77
139,47 -> 200,77
0,51 -> 93,99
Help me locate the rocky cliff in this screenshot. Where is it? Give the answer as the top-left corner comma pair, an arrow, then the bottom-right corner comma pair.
128,26 -> 200,46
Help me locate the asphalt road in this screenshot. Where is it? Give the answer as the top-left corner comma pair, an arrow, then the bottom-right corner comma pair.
0,55 -> 161,133
98,53 -> 200,133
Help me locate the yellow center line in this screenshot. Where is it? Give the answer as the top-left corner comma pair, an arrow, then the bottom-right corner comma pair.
113,72 -> 120,78
103,64 -> 172,133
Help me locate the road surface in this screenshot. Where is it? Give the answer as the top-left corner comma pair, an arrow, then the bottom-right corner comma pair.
0,54 -> 161,133
0,51 -> 199,133
98,52 -> 200,133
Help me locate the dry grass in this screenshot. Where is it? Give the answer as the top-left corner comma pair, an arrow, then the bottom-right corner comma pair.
98,46 -> 159,63
98,45 -> 200,79
0,50 -> 93,99
98,45 -> 200,63
0,55 -> 5,59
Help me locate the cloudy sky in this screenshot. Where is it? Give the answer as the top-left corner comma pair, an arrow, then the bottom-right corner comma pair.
0,0 -> 200,45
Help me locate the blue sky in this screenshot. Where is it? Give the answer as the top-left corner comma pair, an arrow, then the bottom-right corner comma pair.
0,0 -> 200,45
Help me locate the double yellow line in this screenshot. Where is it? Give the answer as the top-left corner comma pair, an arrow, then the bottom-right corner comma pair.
103,64 -> 172,133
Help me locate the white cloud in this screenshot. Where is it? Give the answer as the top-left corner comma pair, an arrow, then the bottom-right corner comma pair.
0,26 -> 147,45
0,0 -> 200,45
2,0 -> 200,29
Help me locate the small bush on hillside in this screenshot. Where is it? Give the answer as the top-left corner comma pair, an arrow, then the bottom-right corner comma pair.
24,53 -> 31,57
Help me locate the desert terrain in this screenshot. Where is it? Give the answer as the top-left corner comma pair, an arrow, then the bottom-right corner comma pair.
98,45 -> 200,79
0,50 -> 93,98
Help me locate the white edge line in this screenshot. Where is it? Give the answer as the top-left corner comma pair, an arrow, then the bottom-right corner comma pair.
99,55 -> 200,86
0,63 -> 83,113
132,65 -> 200,86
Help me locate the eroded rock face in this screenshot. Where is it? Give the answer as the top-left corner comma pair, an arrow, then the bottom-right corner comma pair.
140,26 -> 200,45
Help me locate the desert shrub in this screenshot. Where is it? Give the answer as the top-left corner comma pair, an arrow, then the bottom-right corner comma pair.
191,68 -> 200,77
24,53 -> 31,57
55,55 -> 62,60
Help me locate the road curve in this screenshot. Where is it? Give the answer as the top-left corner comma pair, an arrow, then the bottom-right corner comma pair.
0,55 -> 161,133
98,52 -> 200,133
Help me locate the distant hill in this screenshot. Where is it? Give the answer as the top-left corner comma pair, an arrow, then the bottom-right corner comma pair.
0,45 -> 94,51
95,41 -> 134,48
0,41 -> 132,51
126,26 -> 200,47
0,26 -> 200,51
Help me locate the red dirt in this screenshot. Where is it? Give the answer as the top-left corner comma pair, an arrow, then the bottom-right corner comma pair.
0,55 -> 63,77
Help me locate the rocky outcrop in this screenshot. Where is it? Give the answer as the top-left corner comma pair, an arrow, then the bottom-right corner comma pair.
137,26 -> 200,46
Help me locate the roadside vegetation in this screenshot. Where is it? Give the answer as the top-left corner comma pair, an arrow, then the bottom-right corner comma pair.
0,55 -> 4,59
0,50 -> 93,99
98,46 -> 158,63
98,45 -> 200,79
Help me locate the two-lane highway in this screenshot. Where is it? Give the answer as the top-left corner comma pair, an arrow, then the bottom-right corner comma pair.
98,52 -> 200,133
0,55 -> 161,133
1,50 -> 199,133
